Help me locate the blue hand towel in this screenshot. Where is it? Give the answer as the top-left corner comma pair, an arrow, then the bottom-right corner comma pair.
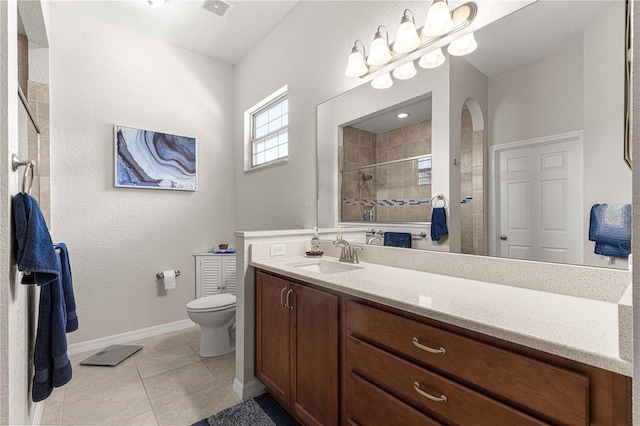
12,193 -> 59,285
32,249 -> 72,402
430,207 -> 448,242
55,243 -> 78,333
383,232 -> 411,248
588,204 -> 631,258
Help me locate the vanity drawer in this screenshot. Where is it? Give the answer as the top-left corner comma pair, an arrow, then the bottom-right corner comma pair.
346,301 -> 589,425
347,336 -> 548,425
346,370 -> 442,426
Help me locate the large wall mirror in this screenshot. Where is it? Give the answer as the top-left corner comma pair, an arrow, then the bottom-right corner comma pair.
317,0 -> 631,269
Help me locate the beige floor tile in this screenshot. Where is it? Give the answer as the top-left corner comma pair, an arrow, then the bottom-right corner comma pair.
143,362 -> 219,410
129,328 -> 195,354
201,351 -> 235,382
135,344 -> 200,379
64,367 -> 141,403
40,387 -> 64,425
61,380 -> 152,425
121,410 -> 159,425
153,386 -> 239,426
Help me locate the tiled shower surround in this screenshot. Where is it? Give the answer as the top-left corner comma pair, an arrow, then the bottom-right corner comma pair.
460,109 -> 484,255
340,119 -> 432,222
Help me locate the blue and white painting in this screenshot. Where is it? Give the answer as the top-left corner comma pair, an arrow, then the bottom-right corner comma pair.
115,125 -> 197,191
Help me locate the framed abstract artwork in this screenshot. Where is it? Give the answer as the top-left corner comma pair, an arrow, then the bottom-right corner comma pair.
114,125 -> 197,191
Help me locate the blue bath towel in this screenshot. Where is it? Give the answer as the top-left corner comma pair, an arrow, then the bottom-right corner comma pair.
383,232 -> 411,248
55,243 -> 78,333
32,250 -> 72,402
430,207 -> 449,242
588,204 -> 631,258
12,193 -> 59,285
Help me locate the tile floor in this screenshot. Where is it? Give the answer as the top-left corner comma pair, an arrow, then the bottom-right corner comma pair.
41,326 -> 241,426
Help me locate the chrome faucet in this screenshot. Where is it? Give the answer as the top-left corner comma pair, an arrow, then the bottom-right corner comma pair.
333,239 -> 362,263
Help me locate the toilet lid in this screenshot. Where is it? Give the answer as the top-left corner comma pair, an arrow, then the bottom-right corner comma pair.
187,294 -> 236,311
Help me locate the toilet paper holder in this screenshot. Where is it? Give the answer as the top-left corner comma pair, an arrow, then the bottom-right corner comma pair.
156,270 -> 181,279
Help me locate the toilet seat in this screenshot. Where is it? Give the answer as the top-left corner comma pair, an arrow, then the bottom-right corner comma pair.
186,294 -> 236,312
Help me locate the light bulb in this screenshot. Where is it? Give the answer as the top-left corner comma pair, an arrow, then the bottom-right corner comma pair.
448,32 -> 478,56
368,35 -> 392,66
392,61 -> 417,80
422,0 -> 453,37
345,47 -> 368,77
418,48 -> 446,69
393,13 -> 421,53
371,73 -> 393,89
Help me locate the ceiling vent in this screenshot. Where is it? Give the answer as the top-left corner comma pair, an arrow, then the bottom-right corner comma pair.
201,0 -> 231,17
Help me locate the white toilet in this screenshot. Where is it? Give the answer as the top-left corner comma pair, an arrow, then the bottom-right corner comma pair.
186,293 -> 236,357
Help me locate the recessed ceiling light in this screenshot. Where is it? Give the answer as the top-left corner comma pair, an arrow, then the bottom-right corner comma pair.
397,112 -> 410,119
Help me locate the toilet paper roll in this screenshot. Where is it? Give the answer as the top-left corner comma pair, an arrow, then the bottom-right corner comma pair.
163,270 -> 176,290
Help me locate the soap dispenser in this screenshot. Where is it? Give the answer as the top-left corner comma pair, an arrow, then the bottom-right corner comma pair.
310,227 -> 321,253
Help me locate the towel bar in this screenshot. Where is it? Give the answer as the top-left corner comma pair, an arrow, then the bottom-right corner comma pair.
156,270 -> 180,279
366,230 -> 427,239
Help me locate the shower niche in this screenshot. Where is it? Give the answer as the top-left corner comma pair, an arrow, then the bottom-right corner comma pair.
338,97 -> 432,223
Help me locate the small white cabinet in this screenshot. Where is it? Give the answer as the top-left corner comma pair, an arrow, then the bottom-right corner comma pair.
194,253 -> 237,298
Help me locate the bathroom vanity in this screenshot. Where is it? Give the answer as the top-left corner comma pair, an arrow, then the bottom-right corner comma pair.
252,255 -> 631,425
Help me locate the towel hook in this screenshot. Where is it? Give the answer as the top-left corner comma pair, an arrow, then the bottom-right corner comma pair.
431,194 -> 447,208
12,154 -> 36,195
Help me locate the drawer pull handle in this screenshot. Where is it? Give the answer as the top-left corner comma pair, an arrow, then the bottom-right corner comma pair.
280,287 -> 287,308
412,337 -> 446,355
413,381 -> 447,403
286,289 -> 294,310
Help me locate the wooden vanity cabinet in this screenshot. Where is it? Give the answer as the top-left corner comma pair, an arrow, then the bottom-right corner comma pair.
255,270 -> 339,426
344,300 -> 631,426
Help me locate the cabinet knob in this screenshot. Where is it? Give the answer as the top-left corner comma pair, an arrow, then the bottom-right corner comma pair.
413,382 -> 447,403
412,337 -> 446,355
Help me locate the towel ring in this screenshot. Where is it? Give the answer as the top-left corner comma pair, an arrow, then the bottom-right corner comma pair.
12,154 -> 36,195
431,194 -> 447,208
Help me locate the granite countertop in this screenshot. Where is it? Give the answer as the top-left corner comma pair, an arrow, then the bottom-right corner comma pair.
250,255 -> 631,377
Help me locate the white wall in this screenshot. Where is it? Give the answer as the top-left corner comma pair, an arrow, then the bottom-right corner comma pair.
488,45 -> 583,146
582,1 -> 631,268
49,5 -> 235,343
234,1 -> 426,232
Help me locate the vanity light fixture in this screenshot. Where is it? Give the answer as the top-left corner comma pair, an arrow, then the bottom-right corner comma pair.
371,72 -> 394,89
422,0 -> 454,37
393,10 -> 421,54
345,1 -> 477,89
418,47 -> 446,69
368,26 -> 393,66
392,61 -> 417,80
344,40 -> 369,77
447,32 -> 478,56
397,112 -> 410,119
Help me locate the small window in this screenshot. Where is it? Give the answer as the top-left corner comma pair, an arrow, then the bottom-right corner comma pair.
250,92 -> 288,168
418,156 -> 432,185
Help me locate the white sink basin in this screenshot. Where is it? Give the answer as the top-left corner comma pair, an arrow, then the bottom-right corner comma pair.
290,261 -> 362,274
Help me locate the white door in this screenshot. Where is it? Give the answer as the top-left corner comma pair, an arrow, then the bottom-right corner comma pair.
493,132 -> 583,264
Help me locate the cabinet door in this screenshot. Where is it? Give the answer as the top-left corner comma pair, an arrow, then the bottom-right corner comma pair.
290,282 -> 339,426
255,271 -> 291,405
222,256 -> 236,294
198,257 -> 221,297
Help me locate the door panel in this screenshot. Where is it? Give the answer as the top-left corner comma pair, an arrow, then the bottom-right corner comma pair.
496,135 -> 582,263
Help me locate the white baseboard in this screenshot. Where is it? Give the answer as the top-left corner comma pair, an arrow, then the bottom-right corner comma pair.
68,319 -> 196,355
233,377 -> 265,401
31,401 -> 44,426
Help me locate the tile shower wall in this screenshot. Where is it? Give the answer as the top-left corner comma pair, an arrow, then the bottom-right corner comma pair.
340,120 -> 432,222
27,81 -> 51,226
460,109 -> 484,255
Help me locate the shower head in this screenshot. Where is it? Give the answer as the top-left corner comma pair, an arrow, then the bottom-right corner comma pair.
361,173 -> 373,182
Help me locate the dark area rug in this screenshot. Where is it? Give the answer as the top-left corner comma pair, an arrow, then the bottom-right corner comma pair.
192,393 -> 301,426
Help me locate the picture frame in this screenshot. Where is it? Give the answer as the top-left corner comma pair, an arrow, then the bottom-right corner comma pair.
114,125 -> 197,191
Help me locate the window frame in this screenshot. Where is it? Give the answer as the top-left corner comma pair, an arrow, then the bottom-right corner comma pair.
244,85 -> 289,172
